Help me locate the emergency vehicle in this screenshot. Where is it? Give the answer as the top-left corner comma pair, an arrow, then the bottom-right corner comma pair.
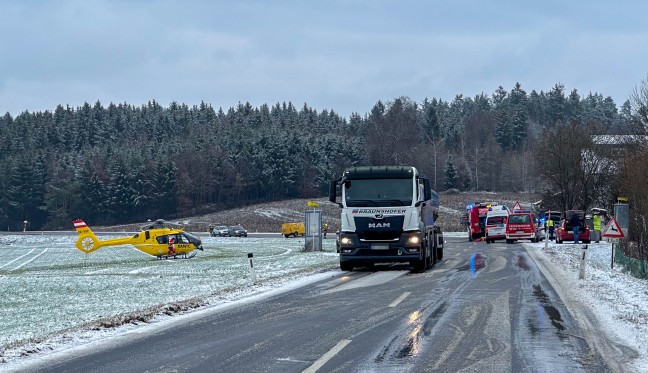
466,202 -> 497,241
505,210 -> 542,243
484,205 -> 510,244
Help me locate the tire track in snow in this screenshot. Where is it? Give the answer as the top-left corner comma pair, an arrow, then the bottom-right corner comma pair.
0,249 -> 35,269
9,248 -> 49,271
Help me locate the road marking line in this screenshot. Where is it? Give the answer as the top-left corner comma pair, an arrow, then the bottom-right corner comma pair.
321,271 -> 406,294
0,249 -> 35,269
302,339 -> 351,373
11,248 -> 49,271
388,291 -> 411,307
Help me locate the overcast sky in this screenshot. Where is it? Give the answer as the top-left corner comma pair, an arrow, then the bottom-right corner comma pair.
2,0 -> 647,118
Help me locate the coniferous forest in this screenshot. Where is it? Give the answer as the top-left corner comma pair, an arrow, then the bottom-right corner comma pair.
0,82 -> 635,230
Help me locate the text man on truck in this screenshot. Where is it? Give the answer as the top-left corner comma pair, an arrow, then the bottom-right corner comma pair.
329,166 -> 443,272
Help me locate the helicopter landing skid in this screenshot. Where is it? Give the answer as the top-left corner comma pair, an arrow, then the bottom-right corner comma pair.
156,252 -> 197,260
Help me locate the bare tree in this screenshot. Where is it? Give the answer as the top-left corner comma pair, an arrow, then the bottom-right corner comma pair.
537,123 -> 614,211
612,149 -> 648,261
629,74 -> 648,136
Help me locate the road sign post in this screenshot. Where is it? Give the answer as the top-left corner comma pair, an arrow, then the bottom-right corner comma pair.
602,216 -> 624,270
601,217 -> 624,239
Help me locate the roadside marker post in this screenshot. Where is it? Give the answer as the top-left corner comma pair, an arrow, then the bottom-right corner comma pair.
579,245 -> 588,280
247,252 -> 256,284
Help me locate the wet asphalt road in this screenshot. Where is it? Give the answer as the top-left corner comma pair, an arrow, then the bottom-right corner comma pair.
16,237 -> 636,372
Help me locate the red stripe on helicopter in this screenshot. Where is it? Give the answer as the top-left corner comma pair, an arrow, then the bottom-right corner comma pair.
73,220 -> 87,228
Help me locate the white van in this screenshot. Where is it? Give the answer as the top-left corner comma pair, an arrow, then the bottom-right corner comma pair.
485,205 -> 510,244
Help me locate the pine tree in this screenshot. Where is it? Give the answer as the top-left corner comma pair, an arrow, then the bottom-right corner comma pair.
495,110 -> 511,149
445,156 -> 458,190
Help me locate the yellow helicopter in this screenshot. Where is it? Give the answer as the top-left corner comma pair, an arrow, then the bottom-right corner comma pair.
72,219 -> 203,259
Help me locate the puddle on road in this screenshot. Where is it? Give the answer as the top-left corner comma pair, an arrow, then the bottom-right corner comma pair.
456,253 -> 486,277
530,284 -> 568,340
516,254 -> 530,271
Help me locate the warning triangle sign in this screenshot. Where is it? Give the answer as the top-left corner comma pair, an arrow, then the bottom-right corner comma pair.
601,217 -> 625,238
512,201 -> 522,211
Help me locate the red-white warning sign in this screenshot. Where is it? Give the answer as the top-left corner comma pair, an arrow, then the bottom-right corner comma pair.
601,217 -> 625,238
512,201 -> 522,211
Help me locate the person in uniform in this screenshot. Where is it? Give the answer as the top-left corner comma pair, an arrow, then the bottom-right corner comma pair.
547,216 -> 555,240
593,213 -> 602,243
168,237 -> 176,256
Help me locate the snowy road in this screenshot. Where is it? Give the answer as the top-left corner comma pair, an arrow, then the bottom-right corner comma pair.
4,237 -> 641,372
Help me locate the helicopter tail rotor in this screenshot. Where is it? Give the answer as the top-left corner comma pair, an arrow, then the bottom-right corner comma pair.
72,220 -> 103,254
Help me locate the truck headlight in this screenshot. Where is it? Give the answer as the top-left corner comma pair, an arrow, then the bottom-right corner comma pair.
340,237 -> 352,245
407,235 -> 420,245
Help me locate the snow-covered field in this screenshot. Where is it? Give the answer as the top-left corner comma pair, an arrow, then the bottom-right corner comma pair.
0,234 -> 338,362
1,234 -> 647,371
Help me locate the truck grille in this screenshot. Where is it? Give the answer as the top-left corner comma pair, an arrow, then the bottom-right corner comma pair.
354,216 -> 404,241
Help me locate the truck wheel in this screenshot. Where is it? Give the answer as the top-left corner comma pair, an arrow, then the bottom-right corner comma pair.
437,244 -> 443,261
340,262 -> 354,271
506,239 -> 513,244
411,260 -> 426,272
412,244 -> 427,272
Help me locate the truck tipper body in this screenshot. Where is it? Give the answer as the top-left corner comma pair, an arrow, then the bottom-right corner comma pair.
328,166 -> 443,272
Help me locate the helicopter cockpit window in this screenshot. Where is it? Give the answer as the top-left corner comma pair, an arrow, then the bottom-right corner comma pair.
157,235 -> 169,244
183,232 -> 201,245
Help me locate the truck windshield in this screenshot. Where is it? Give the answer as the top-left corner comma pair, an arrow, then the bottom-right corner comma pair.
344,178 -> 413,207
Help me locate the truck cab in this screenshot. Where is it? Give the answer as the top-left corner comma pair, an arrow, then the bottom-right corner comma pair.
329,166 -> 443,272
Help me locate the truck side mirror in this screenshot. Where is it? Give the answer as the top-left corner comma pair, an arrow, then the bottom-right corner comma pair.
422,178 -> 432,201
329,180 -> 342,207
328,180 -> 337,203
415,178 -> 432,207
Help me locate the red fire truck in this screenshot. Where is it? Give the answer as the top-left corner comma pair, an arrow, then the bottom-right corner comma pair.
466,202 -> 494,241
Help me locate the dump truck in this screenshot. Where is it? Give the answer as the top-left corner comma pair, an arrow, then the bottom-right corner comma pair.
329,165 -> 443,272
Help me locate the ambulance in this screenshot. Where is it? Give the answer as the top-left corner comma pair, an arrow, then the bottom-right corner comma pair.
484,205 -> 510,244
